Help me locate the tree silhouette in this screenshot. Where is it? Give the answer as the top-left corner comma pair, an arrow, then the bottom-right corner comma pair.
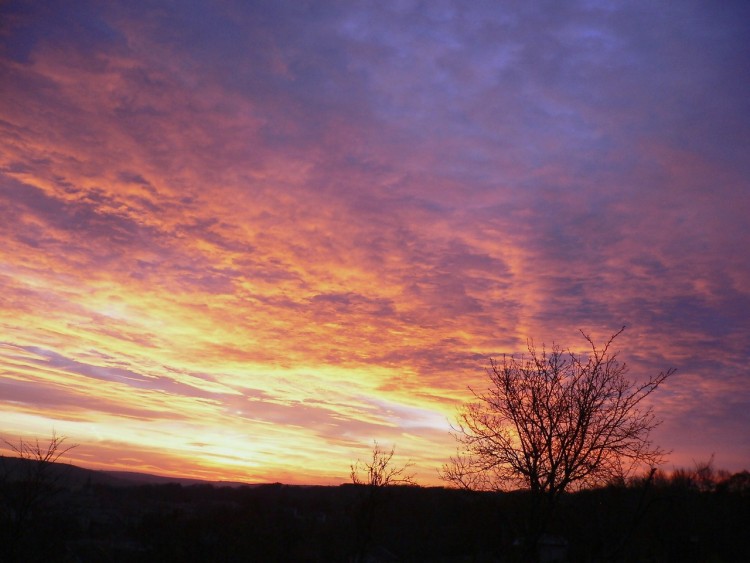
441,328 -> 674,550
350,441 -> 415,488
0,432 -> 77,562
350,441 -> 415,561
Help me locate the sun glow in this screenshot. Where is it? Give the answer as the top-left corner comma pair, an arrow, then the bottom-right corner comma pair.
1,0 -> 748,485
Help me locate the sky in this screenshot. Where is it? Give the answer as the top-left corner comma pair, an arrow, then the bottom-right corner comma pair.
1,0 -> 748,486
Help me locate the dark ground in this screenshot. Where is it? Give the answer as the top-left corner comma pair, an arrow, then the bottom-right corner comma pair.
1,457 -> 749,562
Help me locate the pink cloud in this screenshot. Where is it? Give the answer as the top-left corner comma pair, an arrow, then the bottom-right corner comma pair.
1,0 -> 748,483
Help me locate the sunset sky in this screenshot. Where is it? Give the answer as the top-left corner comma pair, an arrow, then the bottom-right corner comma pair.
1,1 -> 748,485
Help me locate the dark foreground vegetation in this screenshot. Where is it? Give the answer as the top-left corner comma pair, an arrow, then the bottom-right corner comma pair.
1,457 -> 749,562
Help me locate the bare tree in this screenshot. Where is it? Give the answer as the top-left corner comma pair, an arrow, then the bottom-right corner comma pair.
349,442 -> 415,561
439,449 -> 497,492
350,441 -> 415,487
441,328 -> 674,504
0,432 -> 77,562
2,432 -> 76,483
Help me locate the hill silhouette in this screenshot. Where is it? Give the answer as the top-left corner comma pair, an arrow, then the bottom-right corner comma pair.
1,455 -> 250,488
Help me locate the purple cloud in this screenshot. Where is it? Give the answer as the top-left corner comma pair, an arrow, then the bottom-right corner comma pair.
1,0 -> 748,481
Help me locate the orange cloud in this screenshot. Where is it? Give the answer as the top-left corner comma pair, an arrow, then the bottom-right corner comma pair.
1,1 -> 748,484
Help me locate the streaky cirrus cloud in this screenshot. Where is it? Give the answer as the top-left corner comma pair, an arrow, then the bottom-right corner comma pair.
1,0 -> 748,483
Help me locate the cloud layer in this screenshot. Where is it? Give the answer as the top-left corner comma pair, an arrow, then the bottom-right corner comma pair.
1,0 -> 748,483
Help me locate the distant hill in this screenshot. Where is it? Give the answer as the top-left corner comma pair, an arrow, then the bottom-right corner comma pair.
0,455 -> 250,488
102,470 -> 249,488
